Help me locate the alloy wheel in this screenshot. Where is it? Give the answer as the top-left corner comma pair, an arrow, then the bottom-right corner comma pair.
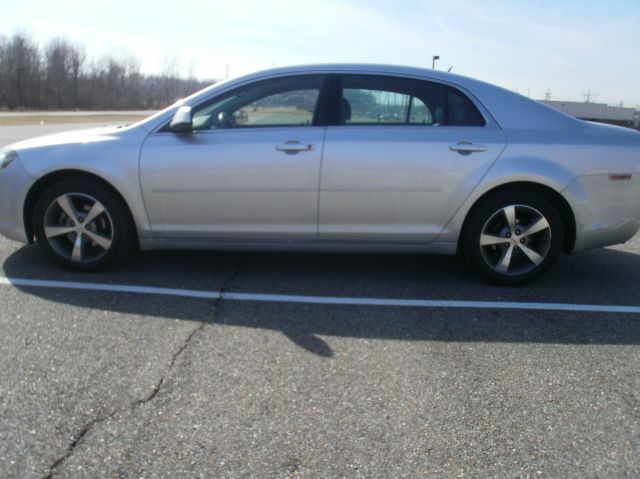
42,193 -> 114,264
479,204 -> 552,276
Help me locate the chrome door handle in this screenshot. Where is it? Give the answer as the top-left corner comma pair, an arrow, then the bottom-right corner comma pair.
276,140 -> 315,153
449,141 -> 487,153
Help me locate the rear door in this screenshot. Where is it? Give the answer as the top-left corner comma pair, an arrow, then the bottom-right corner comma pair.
319,74 -> 506,242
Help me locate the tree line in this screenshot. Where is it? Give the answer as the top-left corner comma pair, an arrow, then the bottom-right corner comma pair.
0,32 -> 213,111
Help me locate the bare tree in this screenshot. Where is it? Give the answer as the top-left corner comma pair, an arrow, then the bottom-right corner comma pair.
44,37 -> 74,108
0,32 -> 42,109
0,35 -> 8,106
160,54 -> 184,105
0,32 -> 211,111
69,43 -> 85,109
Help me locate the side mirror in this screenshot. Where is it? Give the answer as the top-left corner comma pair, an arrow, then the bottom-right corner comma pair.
169,106 -> 193,132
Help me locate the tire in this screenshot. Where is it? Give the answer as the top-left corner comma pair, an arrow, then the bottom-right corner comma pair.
463,190 -> 564,285
33,179 -> 135,271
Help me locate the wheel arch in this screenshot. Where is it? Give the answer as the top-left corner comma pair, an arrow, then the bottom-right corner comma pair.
23,169 -> 138,246
459,181 -> 576,254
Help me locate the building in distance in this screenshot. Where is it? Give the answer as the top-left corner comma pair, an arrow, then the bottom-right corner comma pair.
541,100 -> 639,130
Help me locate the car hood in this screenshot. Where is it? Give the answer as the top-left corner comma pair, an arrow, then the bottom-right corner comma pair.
7,124 -> 146,153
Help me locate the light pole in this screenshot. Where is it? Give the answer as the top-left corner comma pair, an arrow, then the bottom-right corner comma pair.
432,55 -> 440,69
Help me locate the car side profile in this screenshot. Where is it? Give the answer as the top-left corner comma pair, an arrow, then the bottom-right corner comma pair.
0,64 -> 639,285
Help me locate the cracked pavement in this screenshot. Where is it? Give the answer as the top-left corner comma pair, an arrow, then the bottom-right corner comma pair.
2,237 -> 639,478
0,124 -> 639,478
40,253 -> 249,479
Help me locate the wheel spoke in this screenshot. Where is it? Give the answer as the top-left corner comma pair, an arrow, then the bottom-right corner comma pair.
57,195 -> 79,222
522,217 -> 550,237
503,205 -> 517,232
495,245 -> 514,274
85,230 -> 112,250
480,233 -> 507,246
71,234 -> 83,262
519,244 -> 544,266
45,226 -> 76,238
84,202 -> 106,224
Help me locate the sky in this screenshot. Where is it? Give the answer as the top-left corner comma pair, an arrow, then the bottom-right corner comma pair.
2,0 -> 639,106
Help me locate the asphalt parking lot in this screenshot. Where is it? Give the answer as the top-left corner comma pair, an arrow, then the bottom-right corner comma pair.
1,123 -> 639,478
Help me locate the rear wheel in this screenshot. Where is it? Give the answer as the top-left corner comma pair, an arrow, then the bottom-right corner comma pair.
463,191 -> 564,285
33,180 -> 134,270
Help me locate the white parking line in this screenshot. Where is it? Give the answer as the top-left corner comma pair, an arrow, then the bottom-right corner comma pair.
1,275 -> 640,314
0,276 -> 221,299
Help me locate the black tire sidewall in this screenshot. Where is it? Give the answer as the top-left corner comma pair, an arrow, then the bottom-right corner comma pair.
33,180 -> 133,271
463,191 -> 564,286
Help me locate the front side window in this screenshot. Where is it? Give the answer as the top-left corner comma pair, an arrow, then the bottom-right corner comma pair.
339,75 -> 485,127
191,75 -> 324,130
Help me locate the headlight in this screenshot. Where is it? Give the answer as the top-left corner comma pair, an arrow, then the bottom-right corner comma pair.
0,150 -> 17,170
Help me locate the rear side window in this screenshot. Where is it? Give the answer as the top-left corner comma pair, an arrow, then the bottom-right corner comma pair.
339,75 -> 485,127
447,88 -> 485,126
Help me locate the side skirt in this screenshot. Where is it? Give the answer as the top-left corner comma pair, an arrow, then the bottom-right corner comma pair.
138,237 -> 459,255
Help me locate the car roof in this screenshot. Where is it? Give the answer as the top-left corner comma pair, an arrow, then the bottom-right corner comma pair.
242,63 -> 469,82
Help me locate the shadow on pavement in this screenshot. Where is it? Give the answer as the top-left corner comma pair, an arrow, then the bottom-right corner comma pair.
4,244 -> 640,356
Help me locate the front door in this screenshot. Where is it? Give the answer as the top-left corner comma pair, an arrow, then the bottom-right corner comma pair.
140,75 -> 328,240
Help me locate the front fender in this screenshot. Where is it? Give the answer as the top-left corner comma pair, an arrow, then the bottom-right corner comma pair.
13,127 -> 152,238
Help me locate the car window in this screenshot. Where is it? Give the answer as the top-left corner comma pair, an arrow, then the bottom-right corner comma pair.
191,76 -> 324,130
342,88 -> 433,125
339,75 -> 485,127
447,88 -> 485,126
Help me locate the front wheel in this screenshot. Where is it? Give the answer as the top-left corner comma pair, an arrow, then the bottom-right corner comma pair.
33,180 -> 135,270
463,192 -> 564,285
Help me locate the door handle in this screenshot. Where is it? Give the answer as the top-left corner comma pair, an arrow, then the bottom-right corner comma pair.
276,140 -> 315,153
449,141 -> 487,154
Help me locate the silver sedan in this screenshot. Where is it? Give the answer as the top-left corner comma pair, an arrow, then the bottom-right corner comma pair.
1,64 -> 639,284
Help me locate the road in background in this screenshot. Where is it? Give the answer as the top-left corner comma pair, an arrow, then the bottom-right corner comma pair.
0,111 -> 157,117
0,121 -> 638,478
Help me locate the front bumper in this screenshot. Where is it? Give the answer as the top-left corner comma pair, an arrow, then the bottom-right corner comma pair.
0,153 -> 34,244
